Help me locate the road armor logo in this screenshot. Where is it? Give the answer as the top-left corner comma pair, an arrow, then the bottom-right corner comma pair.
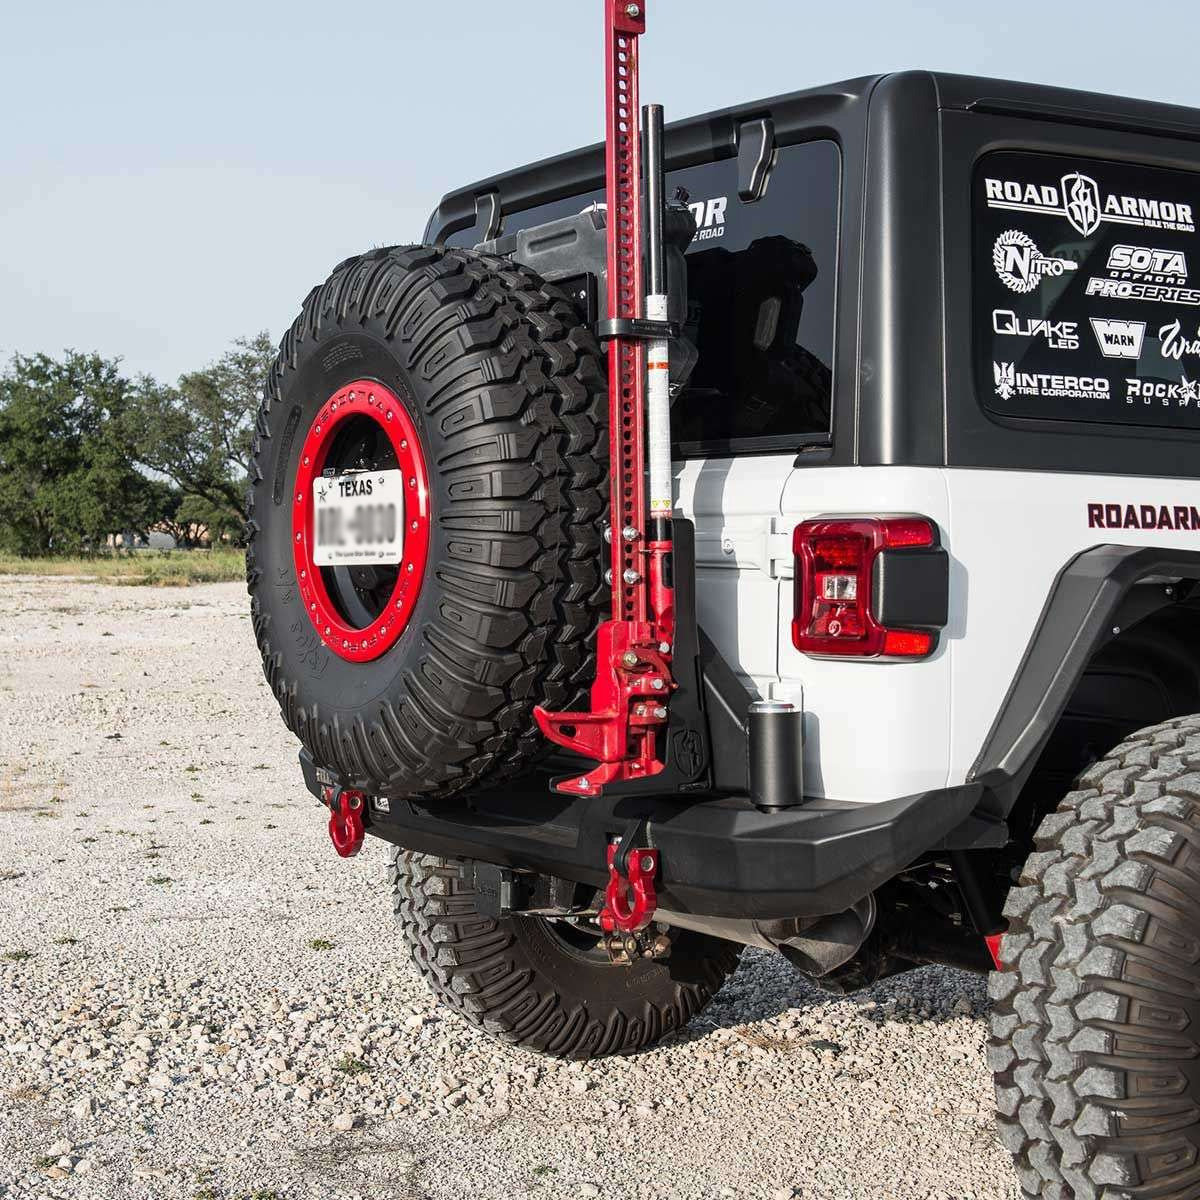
687,196 -> 727,242
1062,173 -> 1101,237
985,174 -> 1195,234
992,230 -> 1078,294
1088,502 -> 1200,530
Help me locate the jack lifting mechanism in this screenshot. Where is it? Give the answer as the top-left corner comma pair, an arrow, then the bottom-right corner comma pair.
322,0 -> 677,947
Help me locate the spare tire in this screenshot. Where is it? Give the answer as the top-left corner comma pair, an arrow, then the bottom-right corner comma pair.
247,245 -> 607,798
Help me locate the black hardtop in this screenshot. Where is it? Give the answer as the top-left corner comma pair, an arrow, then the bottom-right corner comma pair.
424,71 -> 1200,245
426,71 -> 1200,480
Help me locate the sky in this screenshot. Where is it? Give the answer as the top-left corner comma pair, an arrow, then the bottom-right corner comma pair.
4,0 -> 1200,384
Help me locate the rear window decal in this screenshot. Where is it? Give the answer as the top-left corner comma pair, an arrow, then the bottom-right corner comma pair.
975,150 -> 1200,429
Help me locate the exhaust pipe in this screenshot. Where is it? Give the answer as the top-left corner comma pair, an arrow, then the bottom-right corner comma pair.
655,895 -> 876,978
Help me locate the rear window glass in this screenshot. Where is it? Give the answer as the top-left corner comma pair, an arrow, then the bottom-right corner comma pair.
974,150 -> 1200,429
460,138 -> 841,455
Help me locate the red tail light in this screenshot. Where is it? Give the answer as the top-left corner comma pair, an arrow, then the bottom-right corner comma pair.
792,516 -> 941,659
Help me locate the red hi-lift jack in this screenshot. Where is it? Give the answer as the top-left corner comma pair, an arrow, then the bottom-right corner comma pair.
534,0 -> 678,805
533,0 -> 679,940
320,4 -> 677,939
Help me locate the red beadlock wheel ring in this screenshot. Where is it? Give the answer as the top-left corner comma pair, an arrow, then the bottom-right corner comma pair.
292,379 -> 430,663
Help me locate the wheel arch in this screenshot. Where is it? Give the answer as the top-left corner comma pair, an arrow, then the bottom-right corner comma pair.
967,544 -> 1200,829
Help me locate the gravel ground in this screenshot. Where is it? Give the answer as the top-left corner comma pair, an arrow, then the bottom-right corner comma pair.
0,578 -> 1018,1200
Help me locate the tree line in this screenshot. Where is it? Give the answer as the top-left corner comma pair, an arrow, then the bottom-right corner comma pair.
0,334 -> 274,556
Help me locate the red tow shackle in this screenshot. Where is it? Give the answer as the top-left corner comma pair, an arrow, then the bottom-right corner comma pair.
324,787 -> 366,858
599,842 -> 659,933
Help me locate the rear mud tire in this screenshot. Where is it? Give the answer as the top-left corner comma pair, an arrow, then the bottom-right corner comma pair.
246,246 -> 607,799
989,714 -> 1200,1200
390,849 -> 742,1060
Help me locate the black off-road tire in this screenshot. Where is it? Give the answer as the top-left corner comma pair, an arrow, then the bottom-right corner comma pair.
989,714 -> 1200,1200
246,246 -> 607,798
389,849 -> 741,1060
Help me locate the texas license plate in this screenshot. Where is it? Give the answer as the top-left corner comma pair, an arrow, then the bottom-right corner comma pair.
312,469 -> 404,566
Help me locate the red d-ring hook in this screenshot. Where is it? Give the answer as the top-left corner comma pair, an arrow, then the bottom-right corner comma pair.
326,788 -> 366,858
599,843 -> 659,933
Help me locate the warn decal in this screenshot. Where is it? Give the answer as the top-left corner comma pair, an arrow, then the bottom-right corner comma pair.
1088,502 -> 1200,530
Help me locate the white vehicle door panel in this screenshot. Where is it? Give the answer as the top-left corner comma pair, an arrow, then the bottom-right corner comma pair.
674,455 -> 795,702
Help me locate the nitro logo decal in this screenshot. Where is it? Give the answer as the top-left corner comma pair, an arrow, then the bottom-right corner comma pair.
992,230 -> 1078,293
993,308 -> 1079,349
1090,317 -> 1146,360
985,174 -> 1196,235
1088,502 -> 1200,530
1160,319 -> 1200,362
687,196 -> 727,243
1127,375 -> 1200,405
993,362 -> 1109,401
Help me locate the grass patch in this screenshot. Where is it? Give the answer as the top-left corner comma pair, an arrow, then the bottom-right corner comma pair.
0,548 -> 245,587
307,938 -> 335,952
334,1054 -> 368,1076
147,875 -> 172,885
53,935 -> 78,946
3,948 -> 33,962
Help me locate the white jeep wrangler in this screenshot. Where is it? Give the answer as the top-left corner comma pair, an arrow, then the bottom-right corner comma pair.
248,53 -> 1200,1200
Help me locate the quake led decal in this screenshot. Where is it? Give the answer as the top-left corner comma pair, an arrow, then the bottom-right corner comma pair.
974,150 -> 1200,429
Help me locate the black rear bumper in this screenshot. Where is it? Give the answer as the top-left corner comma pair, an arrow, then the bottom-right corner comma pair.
300,752 -> 981,920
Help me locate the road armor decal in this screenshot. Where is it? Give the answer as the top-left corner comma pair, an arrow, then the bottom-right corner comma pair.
975,150 -> 1200,430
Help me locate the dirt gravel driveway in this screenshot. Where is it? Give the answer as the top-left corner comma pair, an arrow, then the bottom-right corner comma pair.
0,578 -> 1018,1200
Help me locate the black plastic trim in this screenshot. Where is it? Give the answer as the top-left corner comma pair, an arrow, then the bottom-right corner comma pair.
300,752 -> 981,920
872,546 -> 950,630
967,545 -> 1200,820
595,317 -> 680,341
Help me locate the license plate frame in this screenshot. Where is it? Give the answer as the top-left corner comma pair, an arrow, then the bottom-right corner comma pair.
312,469 -> 405,567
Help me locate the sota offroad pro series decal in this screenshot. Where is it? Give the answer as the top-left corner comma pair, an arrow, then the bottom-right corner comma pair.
292,379 -> 430,663
973,150 -> 1200,430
